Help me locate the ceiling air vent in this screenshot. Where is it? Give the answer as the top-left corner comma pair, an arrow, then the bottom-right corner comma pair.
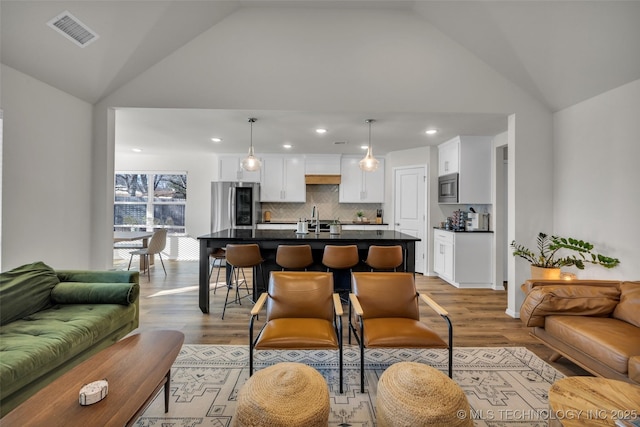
47,11 -> 99,48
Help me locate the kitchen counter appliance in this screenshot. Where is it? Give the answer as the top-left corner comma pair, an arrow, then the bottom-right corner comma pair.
211,181 -> 261,231
438,173 -> 458,203
466,212 -> 489,231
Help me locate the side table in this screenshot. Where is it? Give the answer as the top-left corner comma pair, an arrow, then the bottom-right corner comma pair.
2,330 -> 184,427
548,377 -> 640,427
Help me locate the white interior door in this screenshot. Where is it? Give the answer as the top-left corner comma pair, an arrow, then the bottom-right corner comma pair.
394,166 -> 426,274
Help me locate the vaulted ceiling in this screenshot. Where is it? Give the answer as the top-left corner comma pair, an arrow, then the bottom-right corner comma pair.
2,1 -> 639,154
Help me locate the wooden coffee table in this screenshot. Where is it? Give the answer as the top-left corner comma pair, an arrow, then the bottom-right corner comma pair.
548,376 -> 640,427
3,330 -> 184,426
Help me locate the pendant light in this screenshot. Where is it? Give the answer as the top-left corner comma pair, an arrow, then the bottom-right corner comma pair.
241,117 -> 261,172
359,119 -> 379,172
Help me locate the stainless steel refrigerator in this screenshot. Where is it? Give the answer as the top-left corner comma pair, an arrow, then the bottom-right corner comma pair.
211,182 -> 261,232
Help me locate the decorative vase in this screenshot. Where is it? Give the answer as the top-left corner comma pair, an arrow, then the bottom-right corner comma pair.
530,265 -> 561,280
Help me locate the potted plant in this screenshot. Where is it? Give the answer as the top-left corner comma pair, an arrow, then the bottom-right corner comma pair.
511,232 -> 620,279
356,210 -> 364,222
330,218 -> 341,235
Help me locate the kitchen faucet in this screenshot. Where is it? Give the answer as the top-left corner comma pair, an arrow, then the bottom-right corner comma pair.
311,206 -> 320,234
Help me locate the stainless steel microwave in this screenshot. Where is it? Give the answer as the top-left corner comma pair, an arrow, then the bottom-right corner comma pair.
438,173 -> 458,203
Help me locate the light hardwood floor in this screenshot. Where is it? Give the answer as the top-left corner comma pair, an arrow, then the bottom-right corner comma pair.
127,259 -> 588,377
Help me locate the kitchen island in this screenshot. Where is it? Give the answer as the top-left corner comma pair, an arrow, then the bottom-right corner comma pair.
197,229 -> 420,314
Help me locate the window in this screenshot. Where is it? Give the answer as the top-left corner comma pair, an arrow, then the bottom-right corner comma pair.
114,173 -> 187,234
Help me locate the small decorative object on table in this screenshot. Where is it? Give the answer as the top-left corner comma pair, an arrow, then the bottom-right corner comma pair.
79,379 -> 108,405
330,218 -> 341,235
356,210 -> 364,222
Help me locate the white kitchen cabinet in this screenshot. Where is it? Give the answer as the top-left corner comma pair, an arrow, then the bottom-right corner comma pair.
433,229 -> 454,283
218,155 -> 261,182
438,136 -> 493,204
339,156 -> 385,203
433,229 -> 493,288
260,155 -> 306,202
304,154 -> 341,175
438,142 -> 459,175
341,224 -> 389,231
256,223 -> 296,230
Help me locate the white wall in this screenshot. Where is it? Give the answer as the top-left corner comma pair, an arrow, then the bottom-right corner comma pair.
1,64 -> 93,270
92,7 -> 554,292
553,79 -> 640,280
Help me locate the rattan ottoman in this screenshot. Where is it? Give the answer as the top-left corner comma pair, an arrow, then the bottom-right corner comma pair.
376,361 -> 472,427
235,362 -> 330,427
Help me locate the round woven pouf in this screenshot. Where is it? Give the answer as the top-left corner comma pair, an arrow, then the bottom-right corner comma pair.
235,362 -> 330,427
376,362 -> 473,427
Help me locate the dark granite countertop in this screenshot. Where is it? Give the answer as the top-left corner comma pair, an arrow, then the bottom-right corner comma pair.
258,221 -> 389,226
199,229 -> 419,241
433,227 -> 493,233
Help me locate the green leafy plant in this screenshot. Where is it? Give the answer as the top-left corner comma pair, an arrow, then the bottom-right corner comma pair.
511,232 -> 620,269
356,210 -> 364,218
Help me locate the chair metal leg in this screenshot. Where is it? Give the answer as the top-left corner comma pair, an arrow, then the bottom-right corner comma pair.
127,254 -> 134,270
222,266 -> 235,319
158,253 -> 166,276
444,314 -> 453,378
360,321 -> 365,393
146,255 -> 150,280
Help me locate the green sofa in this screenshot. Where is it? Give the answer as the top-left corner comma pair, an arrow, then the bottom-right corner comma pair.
0,261 -> 140,416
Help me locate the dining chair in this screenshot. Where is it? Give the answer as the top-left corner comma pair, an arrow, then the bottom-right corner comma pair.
223,244 -> 264,320
127,228 -> 167,280
209,247 -> 227,294
249,271 -> 343,393
364,245 -> 404,271
322,244 -> 359,300
349,272 -> 452,392
275,244 -> 314,270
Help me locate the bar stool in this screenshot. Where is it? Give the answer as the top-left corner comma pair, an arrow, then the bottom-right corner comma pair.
275,245 -> 314,270
209,247 -> 226,294
223,244 -> 264,319
322,245 -> 359,299
364,245 -> 404,271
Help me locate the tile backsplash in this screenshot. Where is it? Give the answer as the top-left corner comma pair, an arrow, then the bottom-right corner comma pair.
261,185 -> 383,223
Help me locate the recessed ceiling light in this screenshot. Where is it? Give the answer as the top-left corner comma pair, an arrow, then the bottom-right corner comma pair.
360,145 -> 369,150
283,144 -> 292,149
211,137 -> 222,143
132,148 -> 142,153
315,128 -> 327,134
425,129 -> 438,135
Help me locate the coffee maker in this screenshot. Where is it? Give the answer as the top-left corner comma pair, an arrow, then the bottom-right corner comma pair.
466,212 -> 489,231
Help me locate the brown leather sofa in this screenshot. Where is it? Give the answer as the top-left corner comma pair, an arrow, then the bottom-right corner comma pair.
520,279 -> 640,384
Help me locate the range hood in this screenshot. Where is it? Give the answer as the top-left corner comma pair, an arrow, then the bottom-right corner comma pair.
305,174 -> 341,185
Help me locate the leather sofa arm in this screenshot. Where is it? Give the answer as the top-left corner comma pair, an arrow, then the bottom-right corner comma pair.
520,284 -> 620,327
521,279 -> 620,295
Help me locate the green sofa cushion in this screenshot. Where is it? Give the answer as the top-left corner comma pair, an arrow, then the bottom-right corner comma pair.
0,262 -> 60,326
51,282 -> 139,306
0,303 -> 137,399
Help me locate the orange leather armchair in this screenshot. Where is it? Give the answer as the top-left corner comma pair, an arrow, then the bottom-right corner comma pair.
349,272 -> 452,392
249,271 -> 344,393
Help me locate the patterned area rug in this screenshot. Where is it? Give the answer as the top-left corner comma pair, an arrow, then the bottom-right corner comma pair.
135,345 -> 564,427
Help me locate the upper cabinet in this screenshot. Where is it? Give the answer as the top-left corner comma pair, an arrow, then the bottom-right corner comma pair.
438,136 -> 493,204
438,141 -> 459,175
218,155 -> 261,183
260,155 -> 306,202
339,156 -> 385,203
304,154 -> 341,175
